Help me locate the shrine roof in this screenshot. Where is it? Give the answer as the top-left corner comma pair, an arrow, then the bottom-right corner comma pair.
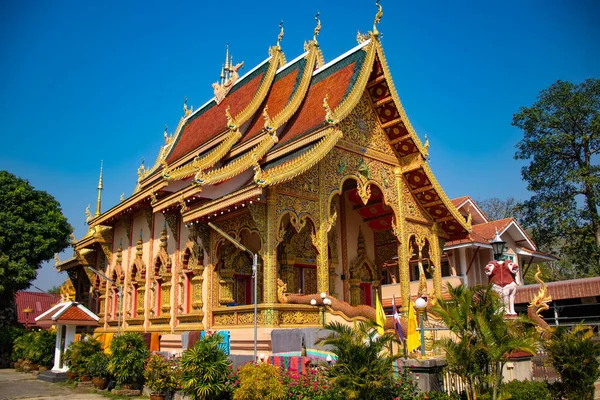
450,196 -> 470,208
35,301 -> 99,326
166,57 -> 272,164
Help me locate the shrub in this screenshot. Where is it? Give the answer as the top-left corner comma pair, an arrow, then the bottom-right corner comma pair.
179,333 -> 232,399
281,366 -> 338,400
86,352 -> 110,379
500,380 -> 549,400
143,354 -> 177,395
11,333 -> 29,363
2,325 -> 25,366
543,324 -> 600,400
23,330 -> 56,367
233,363 -> 285,400
108,333 -> 149,387
64,336 -> 102,377
419,391 -> 463,400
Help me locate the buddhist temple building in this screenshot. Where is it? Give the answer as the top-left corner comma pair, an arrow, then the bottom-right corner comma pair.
57,8 -> 557,355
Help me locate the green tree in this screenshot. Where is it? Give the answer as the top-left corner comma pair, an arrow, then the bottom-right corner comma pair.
317,320 -> 401,400
477,197 -> 522,222
47,286 -> 61,295
179,333 -> 232,400
433,285 -> 538,400
512,79 -> 600,274
543,324 -> 600,400
0,171 -> 72,323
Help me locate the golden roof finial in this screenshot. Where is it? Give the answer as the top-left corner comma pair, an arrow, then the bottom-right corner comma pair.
164,124 -> 169,143
277,20 -> 284,48
224,44 -> 230,70
313,11 -> 321,43
95,160 -> 103,217
323,94 -> 336,125
263,105 -> 274,132
372,0 -> 383,38
225,105 -> 236,129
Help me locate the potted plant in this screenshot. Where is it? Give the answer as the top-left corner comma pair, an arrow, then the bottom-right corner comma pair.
107,332 -> 149,389
63,335 -> 102,381
144,354 -> 177,400
87,352 -> 110,390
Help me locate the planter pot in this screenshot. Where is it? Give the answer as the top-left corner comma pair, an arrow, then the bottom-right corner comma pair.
30,364 -> 39,371
23,365 -> 31,373
66,371 -> 78,381
38,366 -> 48,372
92,377 -> 109,390
80,375 -> 91,382
14,362 -> 21,369
121,383 -> 134,390
150,394 -> 167,400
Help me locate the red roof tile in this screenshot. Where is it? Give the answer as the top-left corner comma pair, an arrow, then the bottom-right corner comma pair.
242,65 -> 300,142
166,65 -> 269,163
450,196 -> 469,208
515,276 -> 600,304
15,291 -> 61,326
60,306 -> 96,322
472,218 -> 513,240
278,61 -> 358,145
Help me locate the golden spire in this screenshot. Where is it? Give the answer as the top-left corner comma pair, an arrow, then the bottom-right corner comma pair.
372,0 -> 383,38
95,160 -> 103,217
136,230 -> 143,258
277,20 -> 284,48
313,11 -> 321,43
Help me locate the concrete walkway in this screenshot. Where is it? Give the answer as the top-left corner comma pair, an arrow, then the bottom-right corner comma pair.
0,369 -> 133,400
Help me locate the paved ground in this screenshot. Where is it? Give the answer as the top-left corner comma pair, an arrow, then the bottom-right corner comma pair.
0,369 -> 126,400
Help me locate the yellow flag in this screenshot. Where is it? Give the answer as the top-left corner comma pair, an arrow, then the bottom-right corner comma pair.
375,290 -> 386,335
406,301 -> 420,353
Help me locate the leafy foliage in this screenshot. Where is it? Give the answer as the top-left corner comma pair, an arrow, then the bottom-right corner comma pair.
317,320 -> 402,400
513,79 -> 600,274
64,336 -> 103,377
143,354 -> 178,394
2,325 -> 25,364
233,363 -> 285,400
13,330 -> 56,367
432,285 -> 538,400
280,366 -> 338,400
500,380 -> 549,400
86,352 -> 110,379
107,333 -> 149,387
0,171 -> 73,298
477,197 -> 522,223
542,324 -> 600,400
178,333 -> 232,400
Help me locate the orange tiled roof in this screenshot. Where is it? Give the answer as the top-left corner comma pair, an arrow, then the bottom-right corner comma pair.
166,61 -> 271,163
472,218 -> 513,240
15,291 -> 61,326
515,276 -> 600,304
450,196 -> 470,208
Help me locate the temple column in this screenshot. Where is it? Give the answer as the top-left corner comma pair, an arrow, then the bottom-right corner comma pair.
191,265 -> 204,312
430,231 -> 443,301
263,188 -> 278,304
279,255 -> 297,294
393,167 -> 410,314
349,278 -> 361,306
136,284 -> 145,317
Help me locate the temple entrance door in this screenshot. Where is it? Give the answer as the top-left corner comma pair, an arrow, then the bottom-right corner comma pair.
359,282 -> 373,307
234,274 -> 252,306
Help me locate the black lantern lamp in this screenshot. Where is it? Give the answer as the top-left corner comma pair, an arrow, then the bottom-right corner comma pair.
490,229 -> 506,261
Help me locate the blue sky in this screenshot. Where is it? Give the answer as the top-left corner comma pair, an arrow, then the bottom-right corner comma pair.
1,0 -> 598,290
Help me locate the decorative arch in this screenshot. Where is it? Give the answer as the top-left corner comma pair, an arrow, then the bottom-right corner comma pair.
179,229 -> 204,314
151,225 -> 173,317
348,227 -> 378,306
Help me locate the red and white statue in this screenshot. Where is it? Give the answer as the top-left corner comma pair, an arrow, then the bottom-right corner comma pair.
485,260 -> 519,315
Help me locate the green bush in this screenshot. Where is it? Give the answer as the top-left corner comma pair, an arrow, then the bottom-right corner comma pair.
2,325 -> 25,365
86,352 -> 110,379
500,380 -> 550,400
419,391 -> 463,400
107,333 -> 149,387
543,324 -> 600,400
16,330 -> 56,367
281,366 -> 338,400
179,333 -> 232,400
143,354 -> 177,395
64,336 -> 102,377
233,363 -> 285,400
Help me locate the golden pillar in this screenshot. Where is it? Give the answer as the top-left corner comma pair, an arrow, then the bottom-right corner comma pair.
136,285 -> 145,317
430,230 -> 443,301
160,274 -> 172,314
279,255 -> 297,294
191,265 -> 204,311
393,167 -> 410,314
263,188 -> 278,304
218,268 -> 234,305
349,277 -> 361,306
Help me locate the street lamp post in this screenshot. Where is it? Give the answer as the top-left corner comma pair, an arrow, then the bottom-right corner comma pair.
414,297 -> 427,357
208,222 -> 259,363
23,307 -> 33,331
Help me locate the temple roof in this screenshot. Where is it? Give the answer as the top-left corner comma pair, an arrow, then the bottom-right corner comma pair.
35,301 -> 99,326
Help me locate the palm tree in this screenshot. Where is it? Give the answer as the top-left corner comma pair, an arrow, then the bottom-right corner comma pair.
543,323 -> 600,400
433,285 -> 538,400
179,333 -> 232,400
317,320 -> 401,400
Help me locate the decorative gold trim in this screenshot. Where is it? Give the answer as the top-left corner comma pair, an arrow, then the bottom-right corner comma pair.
163,48 -> 286,182
327,41 -> 377,124
255,128 -> 343,187
182,186 -> 263,222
